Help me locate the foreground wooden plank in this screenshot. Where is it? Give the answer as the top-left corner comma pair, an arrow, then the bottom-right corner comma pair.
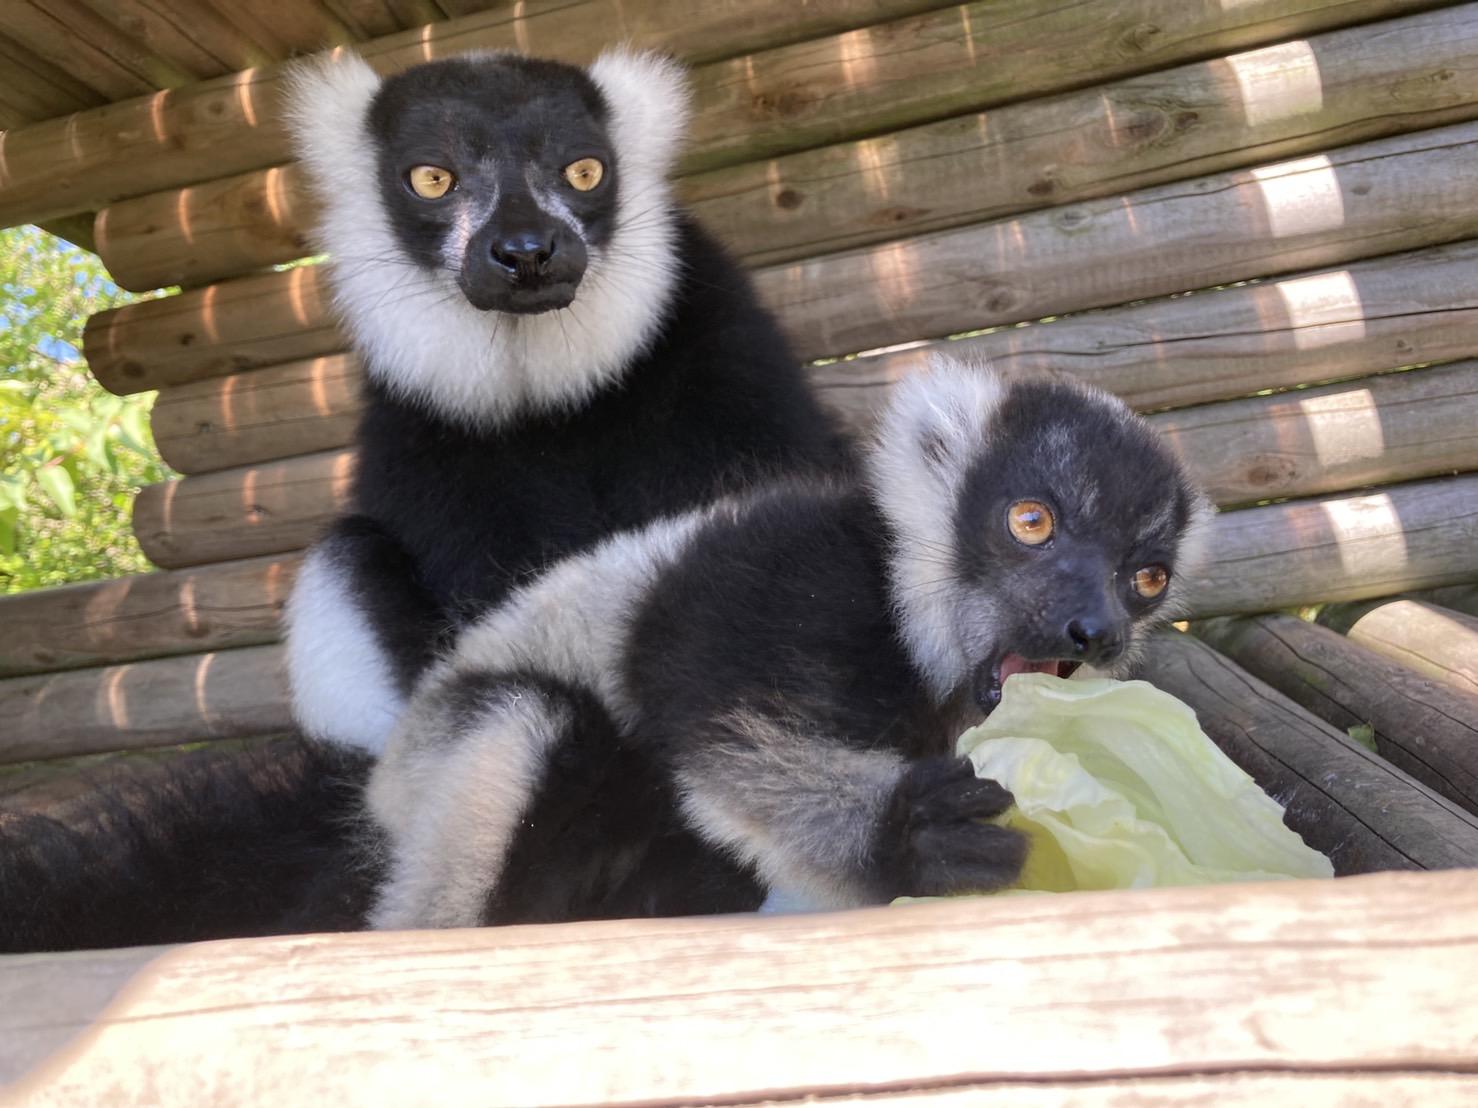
1317,598 -> 1478,696
1138,631 -> 1478,872
1195,613 -> 1478,814
87,119 -> 1478,393
148,241 -> 1478,473
2,870 -> 1475,1105
97,2 -> 1478,291
0,645 -> 289,764
0,555 -> 298,678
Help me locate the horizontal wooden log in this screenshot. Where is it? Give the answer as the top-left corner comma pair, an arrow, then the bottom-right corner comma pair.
134,365 -> 1478,569
149,241 -> 1478,472
88,118 -> 1478,393
1195,613 -> 1478,813
98,2 -> 1478,291
1180,475 -> 1478,617
133,450 -> 355,568
0,0 -> 951,231
0,645 -> 290,764
1151,361 -> 1478,507
4,871 -> 1478,1103
0,555 -> 299,678
151,353 -> 362,473
1137,631 -> 1478,872
1316,598 -> 1478,696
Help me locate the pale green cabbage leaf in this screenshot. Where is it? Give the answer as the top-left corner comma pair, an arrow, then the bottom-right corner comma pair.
955,674 -> 1333,893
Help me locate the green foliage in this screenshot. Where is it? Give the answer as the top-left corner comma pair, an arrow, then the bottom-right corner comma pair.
0,226 -> 172,593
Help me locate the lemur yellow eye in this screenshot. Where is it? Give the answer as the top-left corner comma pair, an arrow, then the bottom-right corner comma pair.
564,157 -> 605,191
408,165 -> 455,199
1133,565 -> 1170,599
1007,500 -> 1054,546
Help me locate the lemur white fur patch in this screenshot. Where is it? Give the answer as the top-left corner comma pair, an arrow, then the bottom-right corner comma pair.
866,357 -> 1007,702
366,506 -> 714,927
283,48 -> 689,427
283,542 -> 407,755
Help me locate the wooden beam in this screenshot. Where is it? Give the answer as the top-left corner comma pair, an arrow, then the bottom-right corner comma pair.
0,644 -> 289,764
93,3 -> 1478,291
1195,613 -> 1478,814
0,555 -> 298,678
1316,598 -> 1478,696
1179,475 -> 1478,618
132,370 -> 1478,571
0,0 -> 950,229
86,118 -> 1478,393
1137,631 -> 1478,872
146,242 -> 1478,474
3,871 -> 1477,1104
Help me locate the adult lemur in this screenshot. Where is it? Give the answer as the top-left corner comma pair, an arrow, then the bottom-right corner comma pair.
0,49 -> 845,952
367,360 -> 1211,927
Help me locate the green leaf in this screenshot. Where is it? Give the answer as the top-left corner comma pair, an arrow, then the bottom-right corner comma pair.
117,404 -> 151,455
1346,723 -> 1378,753
36,464 -> 77,517
0,507 -> 16,556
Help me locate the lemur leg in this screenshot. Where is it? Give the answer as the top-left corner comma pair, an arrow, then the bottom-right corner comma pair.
366,674 -> 577,929
675,711 -> 1027,909
285,516 -> 445,756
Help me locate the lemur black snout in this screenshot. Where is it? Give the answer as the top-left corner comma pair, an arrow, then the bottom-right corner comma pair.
1067,618 -> 1121,663
492,233 -> 556,276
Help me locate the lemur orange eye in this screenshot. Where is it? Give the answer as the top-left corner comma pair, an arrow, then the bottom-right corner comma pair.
1133,565 -> 1170,599
408,165 -> 455,199
1007,500 -> 1054,546
564,157 -> 605,191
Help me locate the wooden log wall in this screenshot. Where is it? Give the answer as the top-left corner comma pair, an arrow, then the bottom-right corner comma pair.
3,0 -> 1478,781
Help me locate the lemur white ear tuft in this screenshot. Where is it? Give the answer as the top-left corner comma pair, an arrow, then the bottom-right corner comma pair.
875,356 -> 1008,488
587,48 -> 693,181
282,50 -> 383,196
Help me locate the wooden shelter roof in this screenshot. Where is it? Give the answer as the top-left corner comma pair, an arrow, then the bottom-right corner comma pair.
0,2 -> 505,132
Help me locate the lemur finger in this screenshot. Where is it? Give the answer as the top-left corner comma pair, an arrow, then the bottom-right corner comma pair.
907,822 -> 1029,897
898,755 -> 1015,823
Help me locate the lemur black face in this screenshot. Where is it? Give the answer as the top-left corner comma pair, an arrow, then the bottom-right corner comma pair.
368,56 -> 620,314
951,380 -> 1197,711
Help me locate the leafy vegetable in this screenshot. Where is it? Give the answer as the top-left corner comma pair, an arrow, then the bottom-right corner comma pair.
956,674 -> 1333,893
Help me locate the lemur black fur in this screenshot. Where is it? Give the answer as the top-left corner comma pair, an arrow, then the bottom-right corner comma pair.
366,360 -> 1212,928
0,49 -> 845,953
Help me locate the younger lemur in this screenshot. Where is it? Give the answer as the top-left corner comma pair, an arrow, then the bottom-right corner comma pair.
0,48 -> 846,953
367,359 -> 1211,927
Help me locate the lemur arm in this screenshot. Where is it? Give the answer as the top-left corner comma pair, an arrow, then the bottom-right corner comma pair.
670,707 -> 1027,909
285,515 -> 448,756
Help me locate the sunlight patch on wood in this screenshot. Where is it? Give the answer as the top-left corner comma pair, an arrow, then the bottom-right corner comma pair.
1251,154 -> 1344,240
1226,41 -> 1323,128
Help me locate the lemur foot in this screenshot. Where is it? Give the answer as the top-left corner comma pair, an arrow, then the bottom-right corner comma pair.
875,756 -> 1027,898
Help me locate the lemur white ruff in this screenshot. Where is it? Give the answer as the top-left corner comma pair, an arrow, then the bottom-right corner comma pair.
367,360 -> 1213,927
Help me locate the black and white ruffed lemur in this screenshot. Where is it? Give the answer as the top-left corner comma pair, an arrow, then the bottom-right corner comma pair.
0,48 -> 848,953
364,359 -> 1212,928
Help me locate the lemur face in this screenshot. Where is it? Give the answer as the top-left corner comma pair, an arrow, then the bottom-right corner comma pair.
368,57 -> 620,314
949,378 -> 1201,711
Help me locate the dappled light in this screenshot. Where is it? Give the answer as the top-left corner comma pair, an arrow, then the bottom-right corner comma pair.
199,284 -> 221,343
1320,491 -> 1409,579
1250,154 -> 1345,239
233,70 -> 261,129
1296,386 -> 1386,467
1224,41 -> 1323,128
1273,269 -> 1366,351
192,651 -> 216,724
147,90 -> 170,145
102,665 -> 132,730
836,28 -> 879,93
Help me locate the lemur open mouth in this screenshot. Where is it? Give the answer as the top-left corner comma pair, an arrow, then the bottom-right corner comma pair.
974,653 -> 1082,713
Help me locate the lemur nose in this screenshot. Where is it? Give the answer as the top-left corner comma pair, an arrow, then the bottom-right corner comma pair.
491,234 -> 556,275
1067,618 -> 1120,664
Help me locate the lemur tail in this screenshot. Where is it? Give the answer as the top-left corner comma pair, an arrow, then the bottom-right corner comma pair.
0,737 -> 378,954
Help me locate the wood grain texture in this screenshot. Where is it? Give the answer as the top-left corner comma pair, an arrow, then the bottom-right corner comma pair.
132,448 -> 354,568
3,870 -> 1477,1105
0,555 -> 299,678
0,644 -> 289,764
1196,613 -> 1478,813
87,118 -> 1478,393
1316,599 -> 1478,696
1137,631 -> 1478,872
144,240 -> 1478,473
0,0 -> 947,228
95,2 -> 1478,291
131,367 -> 1478,568
1178,475 -> 1478,618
